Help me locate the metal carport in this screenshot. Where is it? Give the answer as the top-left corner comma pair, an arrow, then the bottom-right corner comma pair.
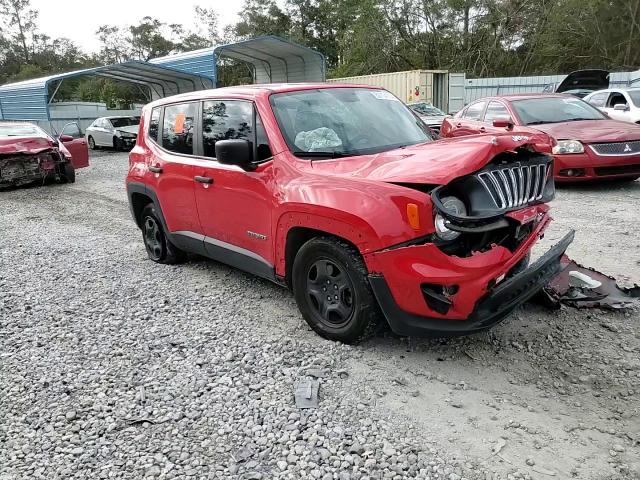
150,36 -> 326,85
0,61 -> 215,122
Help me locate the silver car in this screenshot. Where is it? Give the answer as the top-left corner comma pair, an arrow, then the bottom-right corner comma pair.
407,102 -> 447,135
85,116 -> 140,151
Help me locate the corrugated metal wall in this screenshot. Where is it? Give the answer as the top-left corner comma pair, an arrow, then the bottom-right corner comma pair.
465,70 -> 640,104
0,83 -> 49,121
149,50 -> 217,81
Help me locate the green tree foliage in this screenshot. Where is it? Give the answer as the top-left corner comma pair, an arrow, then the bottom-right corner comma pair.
1,0 -> 638,97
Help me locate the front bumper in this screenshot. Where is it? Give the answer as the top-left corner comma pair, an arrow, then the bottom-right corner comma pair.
554,149 -> 640,182
369,230 -> 574,336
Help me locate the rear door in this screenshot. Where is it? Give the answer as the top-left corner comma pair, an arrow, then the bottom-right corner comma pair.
59,122 -> 89,168
448,100 -> 487,136
192,99 -> 275,276
146,103 -> 201,235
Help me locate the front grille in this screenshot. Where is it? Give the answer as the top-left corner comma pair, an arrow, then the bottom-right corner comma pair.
590,140 -> 640,156
478,163 -> 551,209
594,164 -> 640,176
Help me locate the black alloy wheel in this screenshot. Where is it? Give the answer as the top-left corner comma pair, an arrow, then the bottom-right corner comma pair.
140,204 -> 185,264
306,258 -> 355,327
292,236 -> 383,343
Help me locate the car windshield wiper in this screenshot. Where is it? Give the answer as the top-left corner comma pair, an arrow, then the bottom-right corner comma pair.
292,150 -> 352,159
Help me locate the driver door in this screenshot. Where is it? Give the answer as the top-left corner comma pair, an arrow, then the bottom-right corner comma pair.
192,99 -> 275,277
60,122 -> 89,168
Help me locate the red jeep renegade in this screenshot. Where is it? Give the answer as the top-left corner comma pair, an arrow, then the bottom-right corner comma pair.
127,84 -> 574,343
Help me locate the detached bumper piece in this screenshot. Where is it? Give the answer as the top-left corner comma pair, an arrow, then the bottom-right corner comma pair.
369,230 -> 575,337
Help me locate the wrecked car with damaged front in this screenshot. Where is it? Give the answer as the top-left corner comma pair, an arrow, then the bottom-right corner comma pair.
127,84 -> 574,343
0,122 -> 89,188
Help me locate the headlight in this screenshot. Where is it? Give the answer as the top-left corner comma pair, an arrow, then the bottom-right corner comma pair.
552,140 -> 583,154
435,196 -> 467,241
117,130 -> 137,139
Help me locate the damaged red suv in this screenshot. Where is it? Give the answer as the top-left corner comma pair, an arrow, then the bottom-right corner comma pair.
127,84 -> 574,343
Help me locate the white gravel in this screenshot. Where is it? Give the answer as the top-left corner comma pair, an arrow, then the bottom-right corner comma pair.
1,150 -> 638,480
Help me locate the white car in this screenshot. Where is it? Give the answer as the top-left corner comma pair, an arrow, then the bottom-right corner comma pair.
584,88 -> 640,125
85,116 -> 140,151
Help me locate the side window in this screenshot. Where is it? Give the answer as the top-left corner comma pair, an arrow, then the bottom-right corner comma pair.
483,101 -> 510,123
61,123 -> 82,138
607,92 -> 628,108
255,112 -> 272,161
148,107 -> 160,142
162,103 -> 196,155
588,92 -> 608,107
103,119 -> 113,129
463,101 -> 486,120
202,100 -> 253,158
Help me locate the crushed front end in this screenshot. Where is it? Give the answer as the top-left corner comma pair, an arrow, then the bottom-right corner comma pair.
0,148 -> 66,188
365,148 -> 574,336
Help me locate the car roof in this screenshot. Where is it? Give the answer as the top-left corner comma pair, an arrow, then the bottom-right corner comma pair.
479,93 -> 573,102
149,82 -> 385,106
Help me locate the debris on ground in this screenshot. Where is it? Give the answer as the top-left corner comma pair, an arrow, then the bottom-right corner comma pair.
542,255 -> 640,310
294,378 -> 320,408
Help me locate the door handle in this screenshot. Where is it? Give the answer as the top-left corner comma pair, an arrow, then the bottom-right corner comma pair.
149,165 -> 163,173
479,127 -> 486,133
456,123 -> 462,127
194,175 -> 213,184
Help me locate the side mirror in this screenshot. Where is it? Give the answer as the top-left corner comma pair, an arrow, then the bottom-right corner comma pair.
59,134 -> 74,142
492,117 -> 513,129
215,139 -> 253,169
613,103 -> 628,111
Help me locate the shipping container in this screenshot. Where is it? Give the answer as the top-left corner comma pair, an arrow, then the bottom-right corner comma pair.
328,70 -> 450,111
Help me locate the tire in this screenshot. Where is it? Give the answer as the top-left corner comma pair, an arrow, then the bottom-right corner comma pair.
58,162 -> 75,183
140,204 -> 186,264
114,137 -> 124,151
88,136 -> 97,150
292,236 -> 383,343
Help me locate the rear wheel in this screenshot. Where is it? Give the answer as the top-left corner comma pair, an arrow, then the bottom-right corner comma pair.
140,204 -> 185,264
88,136 -> 96,150
292,236 -> 382,343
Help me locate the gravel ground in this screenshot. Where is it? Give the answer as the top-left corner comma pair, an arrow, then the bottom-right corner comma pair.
1,150 -> 638,480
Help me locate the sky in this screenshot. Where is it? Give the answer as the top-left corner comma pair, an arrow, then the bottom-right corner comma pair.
30,0 -> 246,53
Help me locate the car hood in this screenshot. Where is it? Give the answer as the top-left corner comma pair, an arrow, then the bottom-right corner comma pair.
116,125 -> 139,134
307,133 -> 551,185
0,136 -> 56,155
530,120 -> 640,143
556,69 -> 609,94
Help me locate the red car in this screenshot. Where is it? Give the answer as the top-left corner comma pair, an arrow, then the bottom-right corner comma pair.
0,122 -> 89,187
441,94 -> 640,182
126,84 -> 573,343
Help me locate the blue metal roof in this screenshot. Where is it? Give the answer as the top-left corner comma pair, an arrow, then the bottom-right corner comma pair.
0,61 -> 215,121
151,35 -> 326,85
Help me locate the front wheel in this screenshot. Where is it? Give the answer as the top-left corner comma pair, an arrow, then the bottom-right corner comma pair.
114,137 -> 124,151
58,162 -> 75,183
140,204 -> 186,264
292,237 -> 382,343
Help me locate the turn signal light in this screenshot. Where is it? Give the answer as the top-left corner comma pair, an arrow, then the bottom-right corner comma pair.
407,203 -> 420,230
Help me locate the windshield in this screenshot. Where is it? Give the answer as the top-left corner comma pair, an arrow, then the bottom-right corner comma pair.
512,97 -> 605,125
409,102 -> 445,116
0,124 -> 47,138
110,117 -> 140,128
628,90 -> 640,107
270,88 -> 432,157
